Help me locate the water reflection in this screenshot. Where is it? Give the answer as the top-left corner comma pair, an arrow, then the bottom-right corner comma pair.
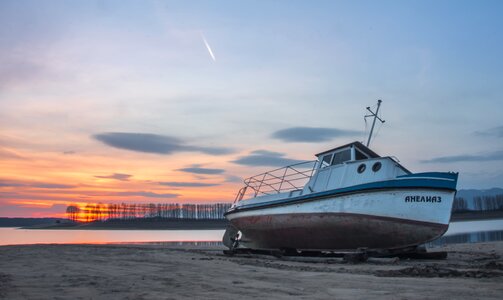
117,241 -> 224,247
0,228 -> 225,246
445,219 -> 503,235
429,230 -> 503,247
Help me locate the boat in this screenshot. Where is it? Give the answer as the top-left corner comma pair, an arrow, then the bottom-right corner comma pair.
223,100 -> 458,253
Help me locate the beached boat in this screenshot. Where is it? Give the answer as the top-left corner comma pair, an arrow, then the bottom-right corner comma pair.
223,100 -> 458,252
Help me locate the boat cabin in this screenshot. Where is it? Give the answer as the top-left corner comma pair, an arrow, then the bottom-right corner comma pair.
235,141 -> 411,206
315,141 -> 380,169
304,142 -> 409,195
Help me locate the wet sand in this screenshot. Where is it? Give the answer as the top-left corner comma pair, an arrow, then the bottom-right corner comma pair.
0,242 -> 502,299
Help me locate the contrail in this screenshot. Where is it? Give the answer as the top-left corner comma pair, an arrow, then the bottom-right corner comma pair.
201,34 -> 216,62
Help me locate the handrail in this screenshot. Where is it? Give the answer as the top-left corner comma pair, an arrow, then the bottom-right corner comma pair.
235,160 -> 317,201
234,186 -> 247,203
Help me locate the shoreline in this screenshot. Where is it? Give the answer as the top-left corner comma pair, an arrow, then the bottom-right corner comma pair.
1,241 -> 502,299
19,211 -> 503,230
450,210 -> 503,221
0,211 -> 500,230
22,219 -> 229,230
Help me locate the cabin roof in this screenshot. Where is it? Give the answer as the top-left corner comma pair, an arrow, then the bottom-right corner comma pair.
315,141 -> 380,158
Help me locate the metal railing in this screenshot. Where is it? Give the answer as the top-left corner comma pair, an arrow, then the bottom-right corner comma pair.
234,160 -> 317,202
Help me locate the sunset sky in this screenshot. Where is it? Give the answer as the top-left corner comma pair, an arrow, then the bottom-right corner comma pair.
1,0 -> 502,217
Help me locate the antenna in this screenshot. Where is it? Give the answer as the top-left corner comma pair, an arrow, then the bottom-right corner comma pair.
365,100 -> 385,147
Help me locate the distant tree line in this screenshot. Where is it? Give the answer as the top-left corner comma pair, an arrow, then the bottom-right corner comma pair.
453,194 -> 503,213
452,197 -> 469,212
472,195 -> 503,211
66,202 -> 233,222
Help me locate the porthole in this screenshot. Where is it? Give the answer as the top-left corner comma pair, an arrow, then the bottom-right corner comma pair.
357,163 -> 366,173
372,162 -> 382,172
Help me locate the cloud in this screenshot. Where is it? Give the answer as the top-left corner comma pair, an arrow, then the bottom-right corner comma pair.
1,189 -> 180,201
0,191 -> 70,201
224,175 -> 243,183
63,151 -> 76,155
231,150 -> 304,167
271,127 -> 361,142
0,182 -> 24,188
95,173 -> 132,181
250,150 -> 285,156
93,132 -> 233,155
474,126 -> 503,138
422,150 -> 503,163
159,181 -> 219,187
176,167 -> 225,175
0,147 -> 25,160
0,179 -> 76,189
114,191 -> 179,198
188,146 -> 234,155
31,183 -> 77,189
0,203 -> 69,218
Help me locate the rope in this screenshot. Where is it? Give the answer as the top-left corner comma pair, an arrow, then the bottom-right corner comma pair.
372,109 -> 385,141
364,115 -> 368,143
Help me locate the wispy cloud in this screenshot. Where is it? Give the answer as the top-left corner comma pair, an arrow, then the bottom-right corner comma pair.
0,203 -> 68,217
231,150 -> 303,167
0,147 -> 26,160
93,132 -> 234,155
114,191 -> 179,198
32,183 -> 77,189
0,191 -> 72,201
159,181 -> 219,187
474,125 -> 503,138
1,189 -> 179,201
224,175 -> 243,183
95,173 -> 132,181
271,127 -> 361,143
422,150 -> 503,163
176,167 -> 225,175
0,179 -> 76,189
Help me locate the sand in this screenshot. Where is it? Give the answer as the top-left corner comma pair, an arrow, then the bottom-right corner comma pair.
0,242 -> 502,299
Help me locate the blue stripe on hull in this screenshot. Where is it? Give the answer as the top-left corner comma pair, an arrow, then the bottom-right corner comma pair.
226,172 -> 458,215
398,172 -> 458,180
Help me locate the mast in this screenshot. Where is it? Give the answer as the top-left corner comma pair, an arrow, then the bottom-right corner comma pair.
365,99 -> 385,147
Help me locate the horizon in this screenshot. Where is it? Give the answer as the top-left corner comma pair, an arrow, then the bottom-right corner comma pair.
1,0 -> 503,218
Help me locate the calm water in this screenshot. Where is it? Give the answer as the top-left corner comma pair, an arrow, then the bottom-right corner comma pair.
0,219 -> 502,246
445,219 -> 503,235
0,228 -> 225,246
430,219 -> 503,247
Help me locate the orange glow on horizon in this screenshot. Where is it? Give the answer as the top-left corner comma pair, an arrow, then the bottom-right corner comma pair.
0,145 -> 242,217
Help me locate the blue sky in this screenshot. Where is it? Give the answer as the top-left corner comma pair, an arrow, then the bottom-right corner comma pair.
0,0 -> 502,216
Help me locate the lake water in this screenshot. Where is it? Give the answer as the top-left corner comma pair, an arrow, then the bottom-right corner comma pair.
0,228 -> 225,246
430,219 -> 503,247
1,219 -> 502,246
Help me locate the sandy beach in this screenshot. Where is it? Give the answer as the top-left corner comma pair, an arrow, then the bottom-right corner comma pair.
0,242 -> 502,299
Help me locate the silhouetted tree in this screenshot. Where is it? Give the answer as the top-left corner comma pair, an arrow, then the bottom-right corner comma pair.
66,205 -> 80,222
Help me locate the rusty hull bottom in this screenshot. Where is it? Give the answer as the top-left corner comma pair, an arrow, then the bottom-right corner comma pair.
230,213 -> 448,250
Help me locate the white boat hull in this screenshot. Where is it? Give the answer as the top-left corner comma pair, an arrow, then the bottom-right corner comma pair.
226,189 -> 455,250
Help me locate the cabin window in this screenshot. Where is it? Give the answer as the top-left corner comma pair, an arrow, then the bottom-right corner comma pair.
355,149 -> 368,160
320,154 -> 333,168
331,149 -> 351,165
372,162 -> 382,172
